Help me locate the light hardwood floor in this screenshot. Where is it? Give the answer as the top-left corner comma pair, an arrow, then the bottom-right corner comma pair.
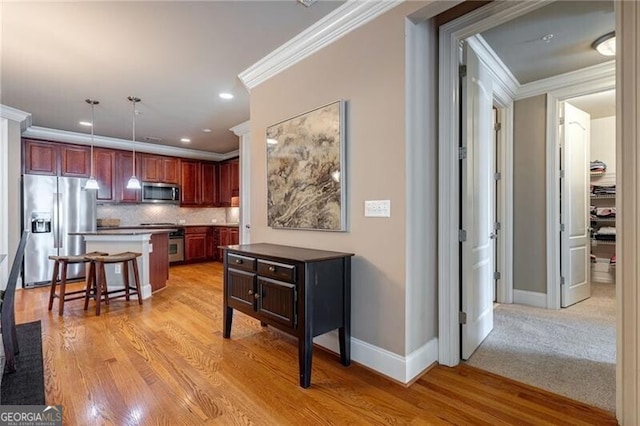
13,263 -> 616,425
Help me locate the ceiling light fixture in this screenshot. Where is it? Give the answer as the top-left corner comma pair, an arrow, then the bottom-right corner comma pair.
79,121 -> 92,127
541,34 -> 554,43
84,99 -> 100,190
219,93 -> 234,100
297,0 -> 318,7
126,96 -> 142,190
202,128 -> 212,133
593,31 -> 616,57
180,138 -> 191,143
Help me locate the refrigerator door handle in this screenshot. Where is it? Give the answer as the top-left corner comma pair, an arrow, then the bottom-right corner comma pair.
53,192 -> 62,249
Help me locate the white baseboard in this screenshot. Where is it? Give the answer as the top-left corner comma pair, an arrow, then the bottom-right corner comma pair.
314,332 -> 438,384
513,289 -> 547,308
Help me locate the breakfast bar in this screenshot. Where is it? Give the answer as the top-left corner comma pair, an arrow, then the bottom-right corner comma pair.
72,229 -> 173,298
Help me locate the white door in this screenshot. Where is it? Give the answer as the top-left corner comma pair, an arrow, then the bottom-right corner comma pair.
461,45 -> 495,360
561,102 -> 591,307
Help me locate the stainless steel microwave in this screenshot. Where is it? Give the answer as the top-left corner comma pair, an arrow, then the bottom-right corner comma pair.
141,182 -> 180,204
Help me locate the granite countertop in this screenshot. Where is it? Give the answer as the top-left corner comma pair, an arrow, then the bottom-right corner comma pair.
71,228 -> 177,236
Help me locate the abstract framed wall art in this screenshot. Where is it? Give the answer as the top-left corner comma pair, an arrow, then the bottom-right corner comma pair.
266,100 -> 346,231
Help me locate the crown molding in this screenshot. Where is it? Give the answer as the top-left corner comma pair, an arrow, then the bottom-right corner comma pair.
230,120 -> 251,137
238,0 -> 403,90
0,104 -> 32,131
22,126 -> 238,161
467,35 -> 519,100
516,60 -> 615,100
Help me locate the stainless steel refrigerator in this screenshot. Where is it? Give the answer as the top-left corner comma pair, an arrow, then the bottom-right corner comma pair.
22,175 -> 97,287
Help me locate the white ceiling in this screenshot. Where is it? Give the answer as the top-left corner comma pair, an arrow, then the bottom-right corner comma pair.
481,1 -> 614,84
1,1 -> 344,154
568,89 -> 615,119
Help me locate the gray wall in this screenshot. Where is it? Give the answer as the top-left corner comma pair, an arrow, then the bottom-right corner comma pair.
249,2 -> 434,356
513,94 -> 547,293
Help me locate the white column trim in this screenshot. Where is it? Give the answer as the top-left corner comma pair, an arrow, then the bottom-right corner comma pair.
238,0 -> 403,90
0,118 -> 9,290
233,121 -> 252,245
616,1 -> 639,422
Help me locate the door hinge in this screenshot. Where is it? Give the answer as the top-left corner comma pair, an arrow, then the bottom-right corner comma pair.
560,223 -> 565,232
459,229 -> 467,242
494,172 -> 502,181
459,311 -> 467,325
494,222 -> 501,231
559,117 -> 565,125
459,64 -> 467,78
559,170 -> 565,179
459,146 -> 467,160
494,271 -> 501,280
560,276 -> 566,286
494,122 -> 502,131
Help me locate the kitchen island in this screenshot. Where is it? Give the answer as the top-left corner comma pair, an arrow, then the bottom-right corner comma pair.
72,229 -> 174,298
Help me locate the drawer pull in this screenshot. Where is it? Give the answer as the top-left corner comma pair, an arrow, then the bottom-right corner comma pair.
248,290 -> 254,296
268,266 -> 276,272
254,293 -> 261,300
235,259 -> 243,264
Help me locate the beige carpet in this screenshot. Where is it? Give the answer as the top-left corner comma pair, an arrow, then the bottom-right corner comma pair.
465,282 -> 616,412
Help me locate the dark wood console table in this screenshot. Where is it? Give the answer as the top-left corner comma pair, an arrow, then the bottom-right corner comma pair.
221,243 -> 354,388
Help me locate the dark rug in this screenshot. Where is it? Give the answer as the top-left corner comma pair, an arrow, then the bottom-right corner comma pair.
1,321 -> 45,405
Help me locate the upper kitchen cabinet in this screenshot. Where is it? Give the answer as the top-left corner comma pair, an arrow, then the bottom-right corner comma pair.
93,148 -> 116,202
23,139 -> 57,175
201,162 -> 218,207
218,158 -> 239,207
141,154 -> 180,184
60,144 -> 91,177
23,139 -> 91,178
180,160 -> 201,206
116,152 -> 141,203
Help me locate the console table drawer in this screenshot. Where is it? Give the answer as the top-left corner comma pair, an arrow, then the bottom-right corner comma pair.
228,253 -> 256,272
257,260 -> 296,283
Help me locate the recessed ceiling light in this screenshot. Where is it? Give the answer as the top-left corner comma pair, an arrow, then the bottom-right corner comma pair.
219,93 -> 234,100
202,128 -> 212,133
79,121 -> 92,127
180,138 -> 191,143
541,34 -> 554,43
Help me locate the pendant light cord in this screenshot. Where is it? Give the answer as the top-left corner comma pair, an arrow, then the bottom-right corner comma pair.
90,102 -> 95,177
132,97 -> 137,172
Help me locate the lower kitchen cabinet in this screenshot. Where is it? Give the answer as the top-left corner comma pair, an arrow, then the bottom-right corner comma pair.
222,243 -> 354,388
184,227 -> 209,262
216,226 -> 239,261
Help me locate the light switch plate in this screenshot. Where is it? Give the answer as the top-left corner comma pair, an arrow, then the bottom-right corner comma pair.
364,200 -> 391,217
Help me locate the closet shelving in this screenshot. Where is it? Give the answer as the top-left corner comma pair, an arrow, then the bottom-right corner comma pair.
590,170 -> 616,277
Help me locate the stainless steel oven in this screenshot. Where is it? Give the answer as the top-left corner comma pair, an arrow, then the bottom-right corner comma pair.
169,228 -> 185,263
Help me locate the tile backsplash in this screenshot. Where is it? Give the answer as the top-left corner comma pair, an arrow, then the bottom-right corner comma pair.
97,204 -> 240,226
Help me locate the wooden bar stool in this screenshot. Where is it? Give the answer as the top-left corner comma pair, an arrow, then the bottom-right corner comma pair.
84,252 -> 143,316
48,251 -> 108,316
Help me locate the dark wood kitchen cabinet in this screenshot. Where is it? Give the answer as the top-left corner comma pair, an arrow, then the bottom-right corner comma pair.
23,139 -> 58,175
218,158 -> 239,207
24,139 -> 92,178
141,154 -> 180,184
201,162 -> 218,206
93,148 -> 116,202
60,144 -> 91,177
222,243 -> 354,388
180,160 -> 201,206
216,226 -> 239,261
184,226 -> 209,262
116,152 -> 141,203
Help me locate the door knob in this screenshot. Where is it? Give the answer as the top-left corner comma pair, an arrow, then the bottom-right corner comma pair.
248,290 -> 254,295
245,224 -> 251,229
489,232 -> 497,240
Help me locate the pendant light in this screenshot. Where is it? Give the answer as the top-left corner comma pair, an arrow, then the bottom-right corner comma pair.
84,99 -> 100,190
126,96 -> 141,190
